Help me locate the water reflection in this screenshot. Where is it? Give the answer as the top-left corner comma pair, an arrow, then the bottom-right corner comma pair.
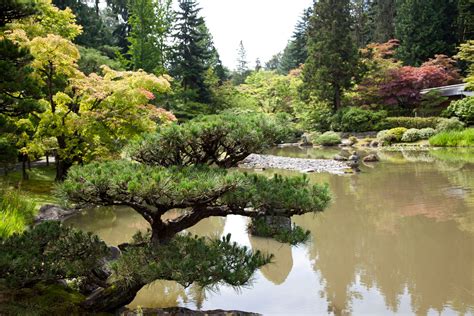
65,148 -> 474,315
248,236 -> 293,285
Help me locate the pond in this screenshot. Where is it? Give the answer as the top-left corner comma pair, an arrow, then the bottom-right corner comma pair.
65,147 -> 474,315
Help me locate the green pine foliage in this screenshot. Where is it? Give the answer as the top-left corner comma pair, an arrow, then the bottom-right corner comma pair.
112,233 -> 272,289
129,112 -> 297,168
0,221 -> 109,287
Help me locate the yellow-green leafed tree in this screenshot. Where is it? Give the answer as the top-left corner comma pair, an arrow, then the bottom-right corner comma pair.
7,0 -> 82,40
455,40 -> 474,90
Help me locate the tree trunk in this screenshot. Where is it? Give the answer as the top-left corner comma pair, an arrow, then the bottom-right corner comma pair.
46,154 -> 49,167
81,282 -> 145,312
334,85 -> 341,111
55,158 -> 72,182
151,220 -> 173,246
22,155 -> 29,180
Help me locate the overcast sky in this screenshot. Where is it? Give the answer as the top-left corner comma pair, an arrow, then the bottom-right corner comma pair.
192,0 -> 314,70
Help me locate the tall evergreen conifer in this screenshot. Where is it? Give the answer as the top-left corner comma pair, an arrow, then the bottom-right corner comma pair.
303,0 -> 358,111
279,7 -> 312,74
172,0 -> 213,102
368,0 -> 396,43
395,0 -> 458,66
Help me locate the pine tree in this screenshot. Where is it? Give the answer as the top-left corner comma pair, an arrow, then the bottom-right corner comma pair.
279,7 -> 312,74
303,0 -> 358,111
172,0 -> 213,102
395,0 -> 458,66
233,40 -> 249,84
368,0 -> 396,44
255,58 -> 262,72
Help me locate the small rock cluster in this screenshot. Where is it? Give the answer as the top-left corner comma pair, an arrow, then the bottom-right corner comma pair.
239,154 -> 349,174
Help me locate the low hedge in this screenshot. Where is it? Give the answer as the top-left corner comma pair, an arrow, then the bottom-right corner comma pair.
384,117 -> 439,129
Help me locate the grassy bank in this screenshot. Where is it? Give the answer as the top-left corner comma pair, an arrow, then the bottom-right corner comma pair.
429,128 -> 474,147
0,166 -> 57,208
0,166 -> 57,238
0,190 -> 37,238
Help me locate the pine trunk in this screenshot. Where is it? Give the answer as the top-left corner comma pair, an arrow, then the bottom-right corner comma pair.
81,282 -> 145,312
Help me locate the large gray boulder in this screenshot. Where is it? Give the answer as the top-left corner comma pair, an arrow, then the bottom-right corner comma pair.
35,204 -> 77,223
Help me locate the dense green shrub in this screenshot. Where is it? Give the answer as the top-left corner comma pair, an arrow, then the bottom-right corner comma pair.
384,117 -> 439,129
401,128 -> 437,142
331,107 -> 387,132
297,100 -> 333,132
0,221 -> 109,287
0,190 -> 36,239
377,127 -> 408,145
444,97 -> 474,124
436,117 -> 465,132
429,128 -> 474,147
314,131 -> 342,146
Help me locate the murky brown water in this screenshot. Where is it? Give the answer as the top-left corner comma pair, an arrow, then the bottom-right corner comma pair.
65,148 -> 474,315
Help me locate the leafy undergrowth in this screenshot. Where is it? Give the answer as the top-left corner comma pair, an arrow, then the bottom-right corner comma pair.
248,217 -> 310,245
429,128 -> 474,147
0,166 -> 57,208
0,283 -> 91,316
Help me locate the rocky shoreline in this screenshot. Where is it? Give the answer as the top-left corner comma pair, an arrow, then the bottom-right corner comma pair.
238,154 -> 350,174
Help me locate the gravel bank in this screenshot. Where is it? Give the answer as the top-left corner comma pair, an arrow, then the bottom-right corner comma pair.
239,154 -> 349,174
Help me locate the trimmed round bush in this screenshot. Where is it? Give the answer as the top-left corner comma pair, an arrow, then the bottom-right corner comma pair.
314,131 -> 342,146
436,117 -> 465,132
377,127 -> 407,145
418,128 -> 436,139
401,129 -> 421,142
400,128 -> 437,142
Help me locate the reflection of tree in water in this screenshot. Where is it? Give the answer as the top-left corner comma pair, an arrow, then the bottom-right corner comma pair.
127,280 -> 187,309
187,216 -> 225,239
248,236 -> 293,285
293,162 -> 474,315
